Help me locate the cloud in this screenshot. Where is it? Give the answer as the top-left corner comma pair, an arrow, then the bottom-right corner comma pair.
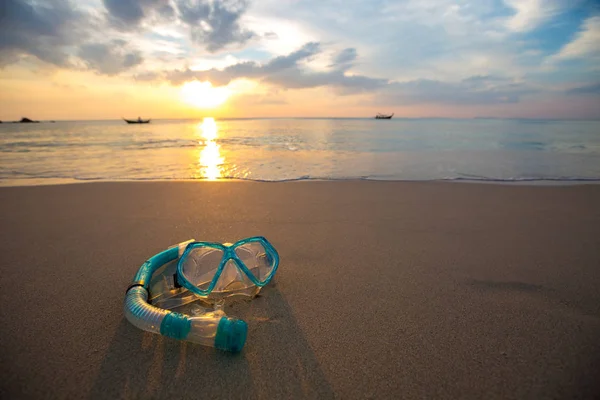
78,41 -> 143,75
0,0 -> 148,75
549,15 -> 600,62
102,0 -> 173,27
504,0 -> 563,32
329,48 -> 357,70
2,0 -> 597,117
0,0 -> 83,66
264,68 -> 386,93
565,82 -> 600,95
165,42 -> 320,85
153,44 -> 535,103
255,0 -> 517,82
176,0 -> 255,52
0,0 -> 156,75
382,75 -> 537,105
101,0 -> 253,52
332,48 -> 357,65
249,0 -> 597,87
103,0 -> 144,24
263,42 -> 320,71
160,42 -> 387,93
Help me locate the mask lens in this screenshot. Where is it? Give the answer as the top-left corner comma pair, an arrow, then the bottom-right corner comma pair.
234,241 -> 276,283
180,246 -> 224,292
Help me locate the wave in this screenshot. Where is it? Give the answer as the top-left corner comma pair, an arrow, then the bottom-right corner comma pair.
441,176 -> 600,183
2,171 -> 600,185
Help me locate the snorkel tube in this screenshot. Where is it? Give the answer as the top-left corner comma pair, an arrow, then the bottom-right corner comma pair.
124,244 -> 247,352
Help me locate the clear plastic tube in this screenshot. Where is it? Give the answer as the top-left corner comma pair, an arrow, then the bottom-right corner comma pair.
124,287 -> 169,334
124,286 -> 247,352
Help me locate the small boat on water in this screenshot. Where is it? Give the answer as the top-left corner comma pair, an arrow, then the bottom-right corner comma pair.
375,113 -> 394,119
123,117 -> 151,124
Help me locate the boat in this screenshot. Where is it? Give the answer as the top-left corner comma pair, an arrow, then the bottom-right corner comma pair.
123,117 -> 151,124
375,113 -> 394,119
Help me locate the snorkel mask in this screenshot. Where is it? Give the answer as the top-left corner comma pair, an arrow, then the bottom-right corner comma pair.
124,237 -> 280,353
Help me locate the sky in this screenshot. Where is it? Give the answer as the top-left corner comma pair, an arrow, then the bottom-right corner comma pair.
0,0 -> 599,120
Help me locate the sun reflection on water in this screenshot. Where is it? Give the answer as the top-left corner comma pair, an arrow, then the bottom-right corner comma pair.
198,118 -> 223,180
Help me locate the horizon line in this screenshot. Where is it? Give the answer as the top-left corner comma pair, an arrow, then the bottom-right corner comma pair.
2,116 -> 600,122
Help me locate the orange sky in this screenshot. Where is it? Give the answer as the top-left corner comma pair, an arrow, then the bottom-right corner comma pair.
2,63 -> 598,121
1,0 -> 599,121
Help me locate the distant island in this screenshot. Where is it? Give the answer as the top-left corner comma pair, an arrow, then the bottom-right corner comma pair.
2,117 -> 55,123
16,117 -> 40,123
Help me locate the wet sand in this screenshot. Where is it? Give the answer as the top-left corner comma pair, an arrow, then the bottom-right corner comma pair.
1,181 -> 599,399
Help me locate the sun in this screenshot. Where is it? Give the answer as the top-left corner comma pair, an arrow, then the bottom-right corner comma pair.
180,81 -> 230,109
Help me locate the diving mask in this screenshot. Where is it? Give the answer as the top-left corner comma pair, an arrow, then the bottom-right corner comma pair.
124,237 -> 280,352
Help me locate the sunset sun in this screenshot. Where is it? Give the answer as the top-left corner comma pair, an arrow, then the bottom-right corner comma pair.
180,81 -> 230,109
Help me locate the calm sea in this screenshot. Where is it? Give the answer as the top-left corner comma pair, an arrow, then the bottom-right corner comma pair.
1,118 -> 599,185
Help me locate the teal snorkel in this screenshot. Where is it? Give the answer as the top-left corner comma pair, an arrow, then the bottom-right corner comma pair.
124,237 -> 280,352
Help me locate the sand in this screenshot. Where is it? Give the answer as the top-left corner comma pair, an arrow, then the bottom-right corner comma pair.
0,181 -> 599,399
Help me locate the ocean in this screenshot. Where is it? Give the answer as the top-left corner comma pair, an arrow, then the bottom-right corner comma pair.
1,118 -> 599,185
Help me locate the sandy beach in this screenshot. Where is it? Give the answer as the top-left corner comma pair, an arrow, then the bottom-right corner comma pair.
1,181 -> 599,399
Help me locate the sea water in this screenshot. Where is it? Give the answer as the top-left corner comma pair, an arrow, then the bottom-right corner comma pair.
1,118 -> 599,185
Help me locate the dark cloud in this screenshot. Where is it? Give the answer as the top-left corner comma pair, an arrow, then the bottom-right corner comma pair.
383,77 -> 536,105
264,42 -> 320,72
176,0 -> 211,24
160,42 -> 387,93
175,0 -> 255,52
565,82 -> 600,95
124,52 -> 144,68
103,0 -> 144,24
330,48 -> 357,69
158,3 -> 176,19
0,0 -> 146,75
78,41 -> 143,75
102,0 -> 171,27
0,0 -> 82,66
1,0 -> 255,73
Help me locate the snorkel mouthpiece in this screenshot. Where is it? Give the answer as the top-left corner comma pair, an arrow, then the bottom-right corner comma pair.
215,317 -> 248,352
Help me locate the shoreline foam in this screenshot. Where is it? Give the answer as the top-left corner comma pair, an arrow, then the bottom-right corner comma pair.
2,175 -> 600,187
